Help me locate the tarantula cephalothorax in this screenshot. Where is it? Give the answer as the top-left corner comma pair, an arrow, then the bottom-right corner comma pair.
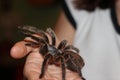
18,26 -> 85,80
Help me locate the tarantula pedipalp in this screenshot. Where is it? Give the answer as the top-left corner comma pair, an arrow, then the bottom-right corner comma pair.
18,26 -> 85,80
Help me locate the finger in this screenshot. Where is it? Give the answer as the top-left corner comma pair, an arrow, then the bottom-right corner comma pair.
10,41 -> 33,59
23,51 -> 43,80
10,33 -> 43,59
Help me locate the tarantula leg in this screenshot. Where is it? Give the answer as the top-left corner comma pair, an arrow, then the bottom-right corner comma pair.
18,25 -> 45,35
18,25 -> 42,33
46,28 -> 56,46
64,45 -> 79,53
39,54 -> 52,79
58,40 -> 67,50
24,40 -> 39,48
60,56 -> 66,80
26,34 -> 46,43
39,43 -> 48,56
18,26 -> 49,43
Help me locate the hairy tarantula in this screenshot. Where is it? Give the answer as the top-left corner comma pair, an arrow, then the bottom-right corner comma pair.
18,26 -> 85,80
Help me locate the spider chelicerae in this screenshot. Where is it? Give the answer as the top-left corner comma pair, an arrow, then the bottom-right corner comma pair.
18,26 -> 85,80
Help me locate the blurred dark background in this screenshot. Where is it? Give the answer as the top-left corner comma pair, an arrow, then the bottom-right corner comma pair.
0,0 -> 61,80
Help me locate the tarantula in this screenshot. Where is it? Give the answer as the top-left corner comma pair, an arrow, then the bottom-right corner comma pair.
18,26 -> 85,80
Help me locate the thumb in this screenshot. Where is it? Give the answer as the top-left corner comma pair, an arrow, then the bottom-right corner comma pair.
10,41 -> 32,59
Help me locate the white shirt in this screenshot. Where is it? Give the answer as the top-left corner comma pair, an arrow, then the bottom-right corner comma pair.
65,0 -> 120,80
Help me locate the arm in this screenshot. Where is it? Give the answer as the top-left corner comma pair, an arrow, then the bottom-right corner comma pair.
54,10 -> 76,44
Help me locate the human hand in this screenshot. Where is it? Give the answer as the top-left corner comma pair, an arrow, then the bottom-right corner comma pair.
10,40 -> 82,80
